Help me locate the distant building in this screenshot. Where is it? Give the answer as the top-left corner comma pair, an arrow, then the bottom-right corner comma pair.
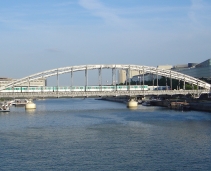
131,65 -> 172,82
172,59 -> 211,78
131,59 -> 211,82
157,65 -> 173,70
118,69 -> 140,84
0,77 -> 46,87
132,73 -> 161,83
0,77 -> 13,87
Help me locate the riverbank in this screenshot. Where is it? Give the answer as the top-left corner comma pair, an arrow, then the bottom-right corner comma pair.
100,96 -> 211,112
160,99 -> 211,112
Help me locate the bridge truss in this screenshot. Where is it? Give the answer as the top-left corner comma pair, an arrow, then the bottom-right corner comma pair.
0,90 -> 208,99
0,64 -> 210,91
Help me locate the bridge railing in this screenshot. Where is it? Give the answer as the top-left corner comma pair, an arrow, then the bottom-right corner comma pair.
0,90 -> 208,98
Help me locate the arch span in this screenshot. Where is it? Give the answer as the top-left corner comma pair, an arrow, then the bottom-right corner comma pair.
1,64 -> 210,90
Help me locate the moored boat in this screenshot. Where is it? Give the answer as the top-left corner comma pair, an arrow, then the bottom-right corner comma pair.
142,101 -> 151,106
12,99 -> 29,106
0,104 -> 10,112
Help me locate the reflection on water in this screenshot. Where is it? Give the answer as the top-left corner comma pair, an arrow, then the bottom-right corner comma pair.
25,109 -> 36,114
0,98 -> 211,171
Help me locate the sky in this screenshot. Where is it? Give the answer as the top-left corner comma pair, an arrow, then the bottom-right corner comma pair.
1,0 -> 211,85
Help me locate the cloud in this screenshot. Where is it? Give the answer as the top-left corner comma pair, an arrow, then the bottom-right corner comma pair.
78,0 -> 123,25
188,0 -> 211,27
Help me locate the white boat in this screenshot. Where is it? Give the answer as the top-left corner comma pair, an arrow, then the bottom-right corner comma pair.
12,99 -> 29,106
137,99 -> 142,104
142,101 -> 151,106
0,104 -> 10,112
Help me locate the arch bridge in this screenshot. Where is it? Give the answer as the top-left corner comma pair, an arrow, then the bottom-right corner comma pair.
0,64 -> 210,98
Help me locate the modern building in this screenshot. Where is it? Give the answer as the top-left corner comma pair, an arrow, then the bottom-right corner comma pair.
131,59 -> 211,82
171,59 -> 211,79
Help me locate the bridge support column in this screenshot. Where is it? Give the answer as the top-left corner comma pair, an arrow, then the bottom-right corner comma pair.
98,68 -> 102,91
142,66 -> 145,97
71,68 -> 73,90
28,77 -> 30,92
139,70 -> 141,85
112,68 -> 115,85
127,98 -> 138,108
170,71 -> 172,90
57,69 -> 59,98
85,66 -> 88,91
156,67 -> 159,95
152,73 -> 154,90
25,100 -> 36,109
129,65 -> 131,92
112,66 -> 117,90
178,79 -> 180,90
125,69 -> 128,86
197,81 -> 199,97
13,83 -> 15,99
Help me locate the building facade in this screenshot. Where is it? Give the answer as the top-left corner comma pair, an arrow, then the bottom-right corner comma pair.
118,69 -> 140,84
171,59 -> 211,79
131,59 -> 211,82
131,65 -> 172,82
0,77 -> 47,87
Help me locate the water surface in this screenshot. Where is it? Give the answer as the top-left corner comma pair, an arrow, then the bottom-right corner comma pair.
0,98 -> 211,171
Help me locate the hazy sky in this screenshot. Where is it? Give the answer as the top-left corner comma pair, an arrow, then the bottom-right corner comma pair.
1,0 -> 211,84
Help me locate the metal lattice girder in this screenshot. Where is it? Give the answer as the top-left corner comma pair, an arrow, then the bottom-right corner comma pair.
1,64 -> 210,90
0,90 -> 209,98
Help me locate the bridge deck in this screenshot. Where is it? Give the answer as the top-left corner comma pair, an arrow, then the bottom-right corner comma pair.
0,90 -> 208,98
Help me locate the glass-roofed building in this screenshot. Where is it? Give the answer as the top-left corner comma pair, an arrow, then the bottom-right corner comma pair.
172,58 -> 211,79
131,59 -> 211,82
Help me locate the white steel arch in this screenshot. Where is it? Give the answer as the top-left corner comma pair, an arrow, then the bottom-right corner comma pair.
1,64 -> 210,91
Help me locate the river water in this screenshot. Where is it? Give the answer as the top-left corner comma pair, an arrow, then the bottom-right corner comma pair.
0,98 -> 211,171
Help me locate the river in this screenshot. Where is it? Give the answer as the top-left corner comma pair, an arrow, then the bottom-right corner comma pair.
0,98 -> 211,171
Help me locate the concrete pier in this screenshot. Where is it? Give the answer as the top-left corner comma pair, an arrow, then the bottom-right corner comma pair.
127,99 -> 138,108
